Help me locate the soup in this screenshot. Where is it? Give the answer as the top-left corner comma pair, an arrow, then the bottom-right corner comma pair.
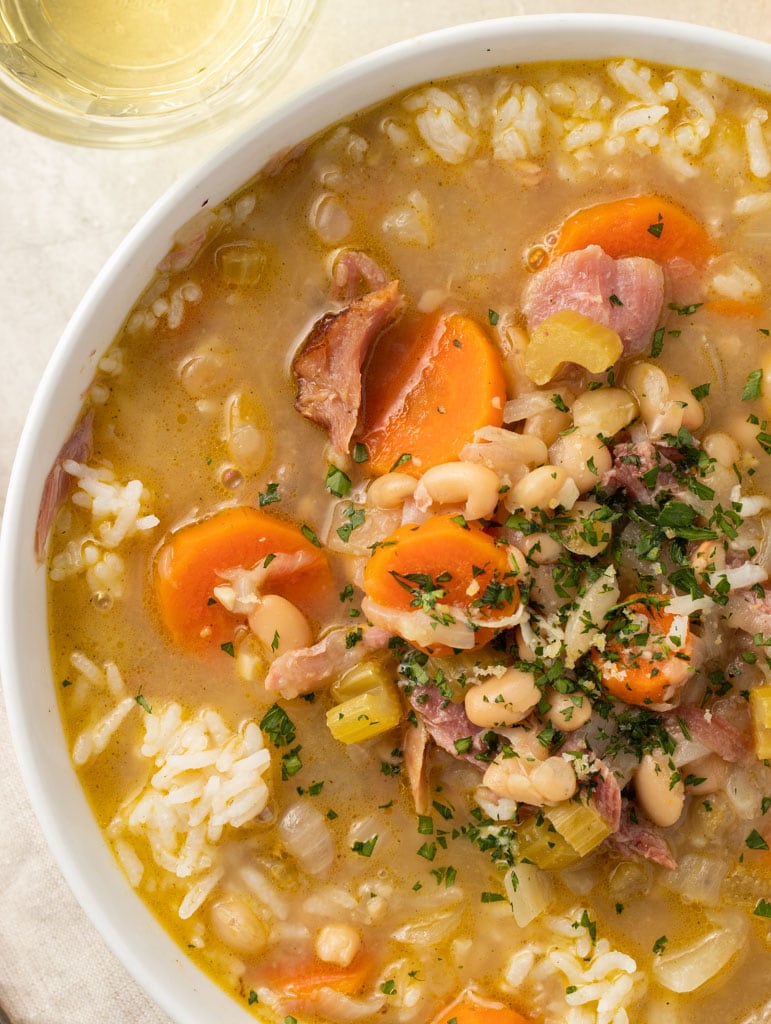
40,57 -> 771,1024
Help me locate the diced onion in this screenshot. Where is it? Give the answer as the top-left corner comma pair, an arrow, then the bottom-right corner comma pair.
652,911 -> 748,993
504,863 -> 552,927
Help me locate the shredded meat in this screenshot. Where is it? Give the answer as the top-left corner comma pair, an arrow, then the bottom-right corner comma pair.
292,281 -> 404,452
403,684 -> 496,768
609,801 -> 677,869
601,440 -> 681,503
264,625 -> 391,700
523,244 -> 664,356
727,584 -> 771,638
403,718 -> 430,815
35,410 -> 94,562
665,704 -> 750,764
331,250 -> 389,301
590,758 -> 623,832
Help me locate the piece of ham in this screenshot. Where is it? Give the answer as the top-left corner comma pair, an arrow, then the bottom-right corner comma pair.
523,244 -> 664,357
727,584 -> 771,638
34,410 -> 94,562
331,250 -> 389,301
264,625 -> 391,700
609,800 -> 677,869
601,440 -> 681,503
590,758 -> 623,832
403,683 -> 496,768
292,281 -> 404,453
403,718 -> 430,815
665,705 -> 750,764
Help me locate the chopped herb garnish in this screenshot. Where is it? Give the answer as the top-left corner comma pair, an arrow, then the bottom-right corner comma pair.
608,293 -> 623,306
353,442 -> 369,463
746,829 -> 769,851
762,796 -> 771,815
551,393 -> 569,413
300,524 -> 322,547
417,841 -> 437,861
352,835 -> 378,857
647,216 -> 664,238
263,552 -> 276,568
220,641 -> 235,657
135,691 -> 152,713
743,369 -> 763,401
691,382 -> 711,401
258,482 -> 280,507
380,980 -> 397,995
260,704 -> 296,747
754,898 -> 771,918
488,308 -> 500,326
390,453 -> 413,471
325,464 -> 352,498
61,678 -> 72,688
651,326 -> 665,358
270,630 -> 280,653
248,990 -> 259,1005
652,935 -> 668,955
481,891 -> 505,903
281,746 -> 303,779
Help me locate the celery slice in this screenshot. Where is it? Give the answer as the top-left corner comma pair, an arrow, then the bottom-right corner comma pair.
546,797 -> 612,857
326,682 -> 402,744
515,814 -> 581,870
330,658 -> 391,703
750,686 -> 771,759
525,310 -> 623,386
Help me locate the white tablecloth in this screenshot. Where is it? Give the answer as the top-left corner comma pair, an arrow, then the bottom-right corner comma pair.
2,1 -> 771,1021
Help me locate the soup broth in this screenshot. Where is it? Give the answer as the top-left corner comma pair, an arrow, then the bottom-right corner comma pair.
43,58 -> 771,1023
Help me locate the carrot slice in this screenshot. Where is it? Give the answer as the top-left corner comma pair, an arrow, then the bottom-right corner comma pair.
154,506 -> 333,651
430,995 -> 532,1024
356,311 -> 507,477
593,595 -> 693,705
703,298 -> 767,319
362,515 -> 519,655
551,195 -> 717,268
255,953 -> 371,998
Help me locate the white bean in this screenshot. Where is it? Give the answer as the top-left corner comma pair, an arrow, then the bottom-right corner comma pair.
509,464 -> 579,511
248,595 -> 312,658
624,362 -> 682,439
209,895 -> 267,956
414,461 -> 501,521
548,431 -> 612,493
530,756 -> 578,802
544,690 -> 593,732
562,500 -> 613,557
367,471 -> 417,509
315,923 -> 361,967
635,752 -> 685,827
464,668 -> 540,728
519,532 -> 562,564
668,379 -> 705,432
571,387 -> 639,438
523,406 -> 572,446
703,431 -> 740,468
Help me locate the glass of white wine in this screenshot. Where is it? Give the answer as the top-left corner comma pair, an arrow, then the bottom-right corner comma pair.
0,0 -> 318,145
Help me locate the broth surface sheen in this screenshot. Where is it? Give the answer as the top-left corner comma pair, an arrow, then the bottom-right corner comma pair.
43,58 -> 771,1024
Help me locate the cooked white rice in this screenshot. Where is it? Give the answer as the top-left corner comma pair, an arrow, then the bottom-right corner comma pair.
109,702 -> 272,918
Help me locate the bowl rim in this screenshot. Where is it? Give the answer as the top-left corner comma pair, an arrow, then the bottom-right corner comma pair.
3,13 -> 771,1023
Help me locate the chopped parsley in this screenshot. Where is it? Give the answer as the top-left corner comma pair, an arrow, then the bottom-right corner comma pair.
220,641 -> 235,657
480,891 -> 505,903
259,704 -> 297,747
647,215 -> 664,238
353,442 -> 369,463
651,326 -> 665,358
258,481 -> 280,507
652,935 -> 668,955
135,691 -> 152,713
300,523 -> 322,547
691,382 -> 711,401
488,308 -> 500,326
742,369 -> 763,401
754,898 -> 771,918
390,452 -> 413,471
325,464 -> 352,497
352,835 -> 378,857
608,293 -> 623,306
746,829 -> 769,851
248,990 -> 259,1005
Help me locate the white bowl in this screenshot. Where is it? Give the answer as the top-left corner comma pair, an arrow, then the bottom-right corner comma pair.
3,14 -> 771,1024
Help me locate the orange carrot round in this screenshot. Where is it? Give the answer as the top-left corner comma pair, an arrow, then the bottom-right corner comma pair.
356,311 -> 506,477
254,953 -> 370,999
362,515 -> 520,655
154,506 -> 333,651
429,995 -> 533,1024
551,195 -> 716,268
593,595 -> 693,705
